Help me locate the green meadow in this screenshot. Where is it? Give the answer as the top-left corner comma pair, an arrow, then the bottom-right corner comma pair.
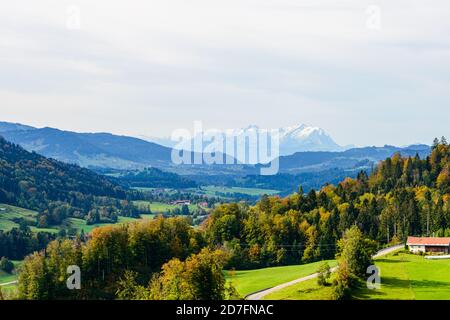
225,260 -> 337,298
0,269 -> 17,284
67,216 -> 138,234
0,261 -> 22,299
0,204 -> 59,233
0,260 -> 22,299
355,251 -> 450,300
264,251 -> 450,300
0,203 -> 160,235
201,186 -> 280,197
133,200 -> 198,213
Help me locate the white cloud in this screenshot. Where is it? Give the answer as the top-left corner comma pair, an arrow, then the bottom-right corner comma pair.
0,0 -> 449,146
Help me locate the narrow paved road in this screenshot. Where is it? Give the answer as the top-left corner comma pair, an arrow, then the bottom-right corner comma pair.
246,244 -> 404,300
0,280 -> 18,287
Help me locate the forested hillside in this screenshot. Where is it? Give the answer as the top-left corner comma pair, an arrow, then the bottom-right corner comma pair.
1,126 -> 172,169
0,136 -> 136,226
204,138 -> 450,269
118,168 -> 198,189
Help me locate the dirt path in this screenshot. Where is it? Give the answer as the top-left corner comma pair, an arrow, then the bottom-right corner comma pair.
245,244 -> 404,300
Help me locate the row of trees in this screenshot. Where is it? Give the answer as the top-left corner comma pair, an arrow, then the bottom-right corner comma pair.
116,248 -> 235,300
17,217 -> 205,299
0,227 -> 55,260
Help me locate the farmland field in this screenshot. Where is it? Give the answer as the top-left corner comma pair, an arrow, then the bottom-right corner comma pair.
0,261 -> 21,299
0,204 -> 58,233
0,282 -> 18,298
133,200 -> 198,213
354,251 -> 450,300
0,269 -> 17,284
263,272 -> 336,300
201,186 -> 280,197
264,251 -> 450,300
225,260 -> 336,298
67,216 -> 138,234
140,213 -> 156,220
0,202 -> 188,235
0,260 -> 22,287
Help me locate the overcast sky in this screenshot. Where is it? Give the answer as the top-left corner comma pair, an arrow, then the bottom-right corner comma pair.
1,0 -> 449,147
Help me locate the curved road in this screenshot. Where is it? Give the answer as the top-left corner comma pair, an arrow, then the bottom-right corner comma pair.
0,280 -> 18,287
246,244 -> 404,300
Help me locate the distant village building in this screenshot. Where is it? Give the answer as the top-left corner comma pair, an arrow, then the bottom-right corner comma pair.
407,237 -> 450,254
171,200 -> 191,205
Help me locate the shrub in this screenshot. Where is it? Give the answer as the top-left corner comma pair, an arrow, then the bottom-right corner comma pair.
331,261 -> 356,300
0,257 -> 14,274
317,262 -> 331,286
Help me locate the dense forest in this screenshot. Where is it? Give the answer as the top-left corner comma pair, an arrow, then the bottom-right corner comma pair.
0,227 -> 55,260
7,138 -> 450,300
116,168 -> 198,189
18,217 -> 205,299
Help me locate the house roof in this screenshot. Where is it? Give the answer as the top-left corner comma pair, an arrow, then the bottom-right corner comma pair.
407,237 -> 450,246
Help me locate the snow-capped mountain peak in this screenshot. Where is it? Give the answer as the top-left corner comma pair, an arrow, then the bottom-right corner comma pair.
277,124 -> 342,155
143,124 -> 344,158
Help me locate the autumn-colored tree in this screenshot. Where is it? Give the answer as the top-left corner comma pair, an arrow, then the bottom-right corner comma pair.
149,248 -> 230,300
332,226 -> 376,299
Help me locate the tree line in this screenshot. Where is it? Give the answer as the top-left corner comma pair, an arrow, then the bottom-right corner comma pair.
0,227 -> 55,260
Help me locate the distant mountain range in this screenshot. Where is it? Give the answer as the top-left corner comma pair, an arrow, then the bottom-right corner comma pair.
0,122 -> 34,132
277,144 -> 431,174
0,124 -> 172,169
144,124 -> 350,157
0,121 -> 431,177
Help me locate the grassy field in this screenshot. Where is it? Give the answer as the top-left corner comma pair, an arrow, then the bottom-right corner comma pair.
67,216 -> 138,234
0,282 -> 18,298
0,204 -> 59,233
0,269 -> 17,284
0,260 -> 22,285
0,203 -> 163,235
354,251 -> 450,300
264,251 -> 450,300
0,202 -> 165,235
201,186 -> 280,197
0,260 -> 21,299
140,213 -> 156,220
264,273 -> 337,300
225,260 -> 336,298
133,200 -> 198,213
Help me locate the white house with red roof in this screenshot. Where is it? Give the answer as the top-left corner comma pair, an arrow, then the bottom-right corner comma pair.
406,237 -> 450,254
